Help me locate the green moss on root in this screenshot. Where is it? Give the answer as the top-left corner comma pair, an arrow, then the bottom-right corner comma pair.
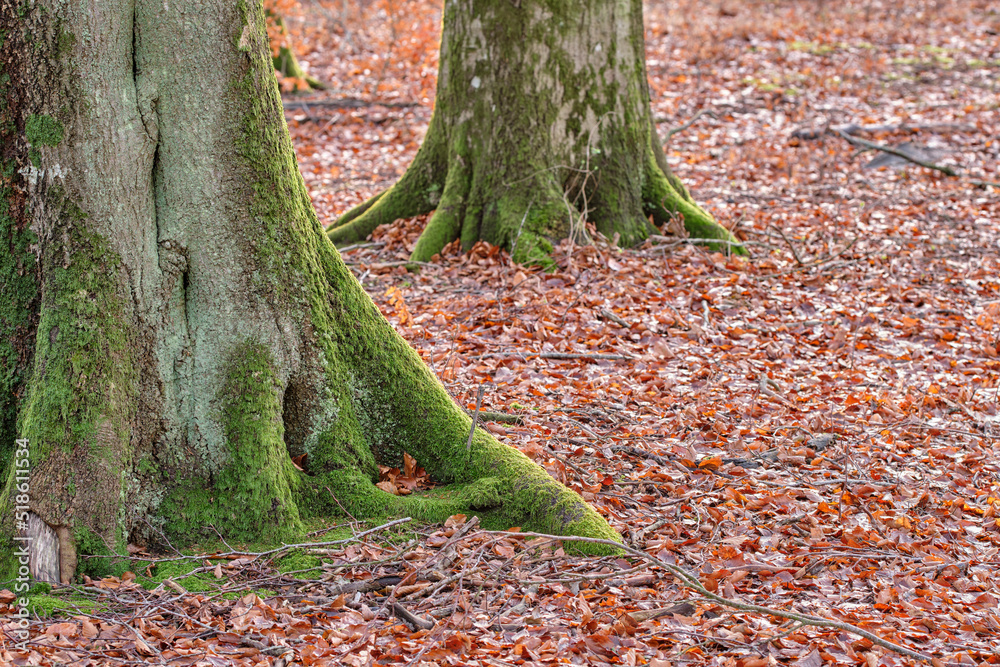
298,238 -> 621,552
409,131 -> 471,262
326,114 -> 447,247
642,146 -> 746,255
183,0 -> 622,555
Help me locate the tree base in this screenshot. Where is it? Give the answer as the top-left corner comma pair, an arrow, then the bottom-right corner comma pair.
325,0 -> 745,263
327,122 -> 745,264
0,0 -> 624,586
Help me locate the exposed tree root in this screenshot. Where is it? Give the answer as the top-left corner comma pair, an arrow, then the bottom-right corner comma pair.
312,435 -> 622,556
410,133 -> 471,262
327,138 -> 444,246
326,133 -> 745,262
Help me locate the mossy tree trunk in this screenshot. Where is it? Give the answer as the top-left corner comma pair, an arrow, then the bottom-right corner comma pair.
327,0 -> 744,264
266,8 -> 324,90
0,0 -> 618,584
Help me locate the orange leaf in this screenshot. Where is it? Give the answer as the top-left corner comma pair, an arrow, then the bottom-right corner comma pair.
376,480 -> 399,495
698,456 -> 722,470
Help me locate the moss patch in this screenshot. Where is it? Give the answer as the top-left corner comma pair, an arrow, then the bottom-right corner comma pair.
16,214 -> 135,464
275,551 -> 324,576
25,114 -> 63,146
0,157 -> 37,478
140,558 -> 220,593
75,524 -> 129,579
28,593 -> 99,618
25,114 -> 63,166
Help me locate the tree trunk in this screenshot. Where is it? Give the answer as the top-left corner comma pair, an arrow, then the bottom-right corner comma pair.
327,0 -> 744,264
0,0 -> 618,584
266,8 -> 324,91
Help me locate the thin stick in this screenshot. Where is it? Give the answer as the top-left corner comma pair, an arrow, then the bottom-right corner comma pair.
485,530 -> 935,663
472,351 -> 630,361
392,602 -> 435,631
466,385 -> 486,458
771,225 -> 806,265
648,236 -> 748,248
664,109 -> 717,140
834,128 -> 958,176
540,352 -> 630,361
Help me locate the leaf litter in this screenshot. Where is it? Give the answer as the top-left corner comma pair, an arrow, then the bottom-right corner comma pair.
4,0 -> 999,664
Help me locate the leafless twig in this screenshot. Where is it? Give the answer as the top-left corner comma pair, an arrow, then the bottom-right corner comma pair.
485,530 -> 935,663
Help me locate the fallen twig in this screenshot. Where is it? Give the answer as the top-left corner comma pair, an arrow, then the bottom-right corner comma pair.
598,308 -> 630,328
337,241 -> 386,253
611,444 -> 672,466
344,260 -> 437,270
326,575 -> 403,597
392,602 -> 435,631
663,109 -> 717,140
755,235 -> 861,278
472,351 -> 631,361
770,225 -> 806,265
647,235 -> 750,249
283,97 -> 419,111
488,530 -> 936,663
834,128 -> 958,176
791,121 -> 976,140
541,352 -> 631,361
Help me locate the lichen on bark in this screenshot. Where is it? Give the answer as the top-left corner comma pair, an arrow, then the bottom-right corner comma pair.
326,0 -> 745,263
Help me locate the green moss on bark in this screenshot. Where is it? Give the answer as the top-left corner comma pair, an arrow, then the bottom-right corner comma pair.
25,114 -> 63,167
324,0 -> 744,263
0,189 -> 136,578
16,210 -> 135,465
0,157 -> 36,477
25,113 -> 62,146
225,0 -> 619,553
159,342 -> 303,544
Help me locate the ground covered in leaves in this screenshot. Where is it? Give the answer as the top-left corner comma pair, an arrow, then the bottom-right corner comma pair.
3,0 -> 999,665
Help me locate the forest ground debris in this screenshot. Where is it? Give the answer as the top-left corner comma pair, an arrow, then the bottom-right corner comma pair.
4,0 -> 999,665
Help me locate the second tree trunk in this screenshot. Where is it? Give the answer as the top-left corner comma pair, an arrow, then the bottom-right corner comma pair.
328,0 -> 744,263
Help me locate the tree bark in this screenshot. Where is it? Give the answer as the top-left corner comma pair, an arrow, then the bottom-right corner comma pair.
0,0 -> 618,584
327,0 -> 744,263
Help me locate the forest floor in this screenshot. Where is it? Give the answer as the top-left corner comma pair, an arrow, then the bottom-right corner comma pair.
6,0 -> 1000,665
